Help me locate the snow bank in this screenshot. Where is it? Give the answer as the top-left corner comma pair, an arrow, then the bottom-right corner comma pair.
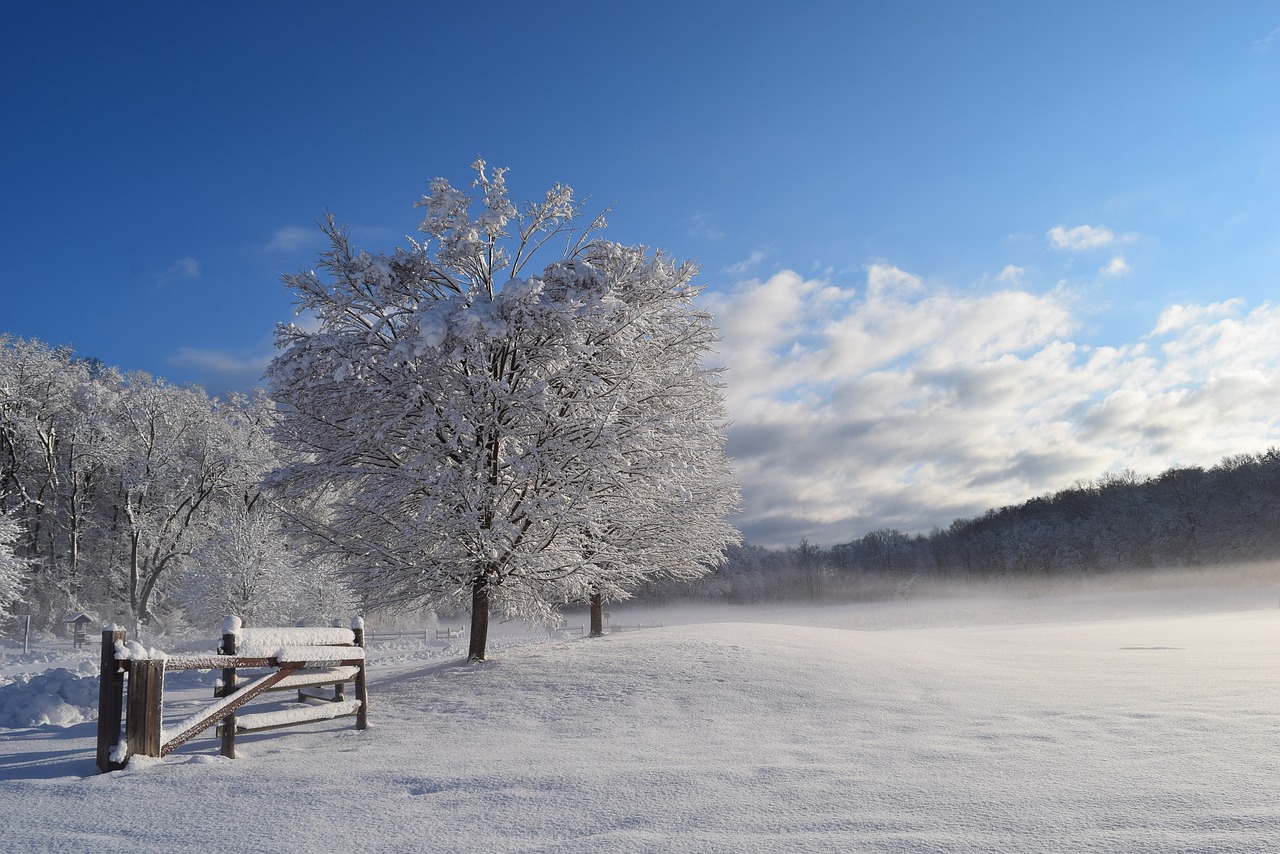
0,661 -> 98,727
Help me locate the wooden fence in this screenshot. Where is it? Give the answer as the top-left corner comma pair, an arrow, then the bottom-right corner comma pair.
556,622 -> 664,637
96,617 -> 369,773
364,627 -> 465,643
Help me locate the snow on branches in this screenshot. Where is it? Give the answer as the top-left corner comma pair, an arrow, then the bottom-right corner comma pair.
269,163 -> 739,660
0,510 -> 27,621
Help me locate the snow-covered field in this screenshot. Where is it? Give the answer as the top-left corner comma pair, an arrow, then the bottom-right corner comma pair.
2,582 -> 1279,852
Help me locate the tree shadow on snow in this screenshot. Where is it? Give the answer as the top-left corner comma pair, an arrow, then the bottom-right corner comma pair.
0,720 -> 100,780
373,657 -> 491,690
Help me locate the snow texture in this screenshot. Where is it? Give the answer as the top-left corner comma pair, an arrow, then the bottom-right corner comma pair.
0,662 -> 98,727
114,640 -> 168,662
1,585 -> 1279,852
233,626 -> 355,655
263,645 -> 364,664
234,699 -> 361,731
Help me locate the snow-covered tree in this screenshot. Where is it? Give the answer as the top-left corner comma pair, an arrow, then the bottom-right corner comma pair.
0,337 -> 122,621
0,508 -> 28,620
181,509 -> 295,626
113,380 -> 277,632
542,242 -> 740,635
269,162 -> 739,660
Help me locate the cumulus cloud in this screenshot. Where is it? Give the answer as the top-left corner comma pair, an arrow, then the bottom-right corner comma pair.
1151,300 -> 1242,335
1102,255 -> 1132,277
710,267 -> 1280,548
158,257 -> 200,286
1047,224 -> 1115,251
995,264 -> 1025,286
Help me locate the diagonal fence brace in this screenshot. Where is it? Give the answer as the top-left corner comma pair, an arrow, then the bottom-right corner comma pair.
159,662 -> 306,756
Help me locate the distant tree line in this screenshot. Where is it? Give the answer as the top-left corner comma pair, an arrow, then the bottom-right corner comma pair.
640,451 -> 1280,605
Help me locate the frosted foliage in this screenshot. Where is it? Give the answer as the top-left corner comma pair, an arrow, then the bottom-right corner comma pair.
269,165 -> 738,655
0,334 -> 285,633
181,511 -> 326,628
0,511 -> 26,620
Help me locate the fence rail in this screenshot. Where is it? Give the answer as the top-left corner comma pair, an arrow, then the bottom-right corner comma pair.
96,618 -> 369,773
555,622 -> 664,637
365,627 -> 465,643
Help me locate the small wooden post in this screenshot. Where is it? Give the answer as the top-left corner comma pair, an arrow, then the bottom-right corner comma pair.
96,626 -> 127,772
220,616 -> 240,758
352,616 -> 369,730
125,658 -> 164,758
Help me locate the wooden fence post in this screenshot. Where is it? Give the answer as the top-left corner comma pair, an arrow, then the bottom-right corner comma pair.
96,626 -> 127,772
220,615 -> 240,759
125,658 -> 164,759
352,616 -> 369,730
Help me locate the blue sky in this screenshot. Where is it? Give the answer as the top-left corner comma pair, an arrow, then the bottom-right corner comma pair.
5,2 -> 1280,548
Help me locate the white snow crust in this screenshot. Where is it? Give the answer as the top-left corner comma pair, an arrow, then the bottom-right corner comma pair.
264,645 -> 365,663
1,583 -> 1279,851
114,640 -> 168,661
234,627 -> 355,655
234,699 -> 361,731
0,662 -> 98,727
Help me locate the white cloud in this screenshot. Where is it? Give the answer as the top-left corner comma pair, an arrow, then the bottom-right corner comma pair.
1102,255 -> 1132,277
1150,300 -> 1242,336
710,267 -> 1280,548
158,257 -> 200,286
724,250 -> 766,276
167,346 -> 273,396
1254,27 -> 1280,52
266,225 -> 318,253
1047,224 -> 1114,251
995,264 -> 1025,286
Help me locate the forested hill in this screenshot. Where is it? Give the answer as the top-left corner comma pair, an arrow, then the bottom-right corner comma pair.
661,450 -> 1280,605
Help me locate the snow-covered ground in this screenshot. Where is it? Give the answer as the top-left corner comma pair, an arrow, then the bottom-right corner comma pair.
2,581 -> 1279,852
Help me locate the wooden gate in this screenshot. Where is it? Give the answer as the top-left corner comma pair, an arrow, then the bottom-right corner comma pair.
97,617 -> 369,773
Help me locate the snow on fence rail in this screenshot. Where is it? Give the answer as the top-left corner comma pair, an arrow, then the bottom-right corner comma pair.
96,617 -> 369,773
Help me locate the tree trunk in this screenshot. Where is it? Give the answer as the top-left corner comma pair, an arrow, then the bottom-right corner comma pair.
468,575 -> 490,662
589,590 -> 604,638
